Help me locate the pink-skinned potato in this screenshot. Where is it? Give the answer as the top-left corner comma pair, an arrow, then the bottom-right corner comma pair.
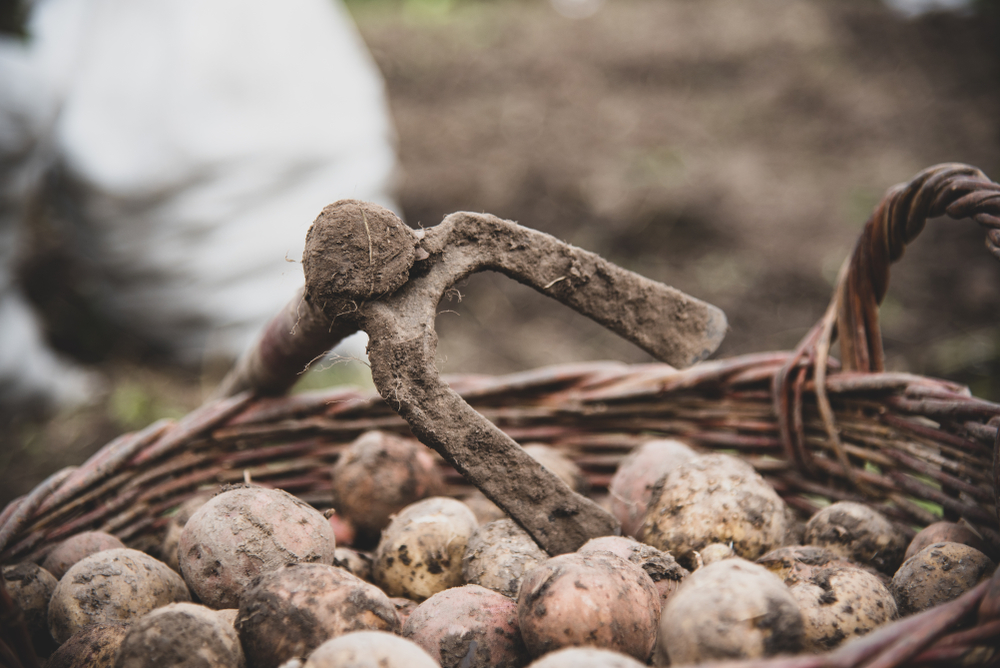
179,485 -> 335,609
904,521 -> 988,562
330,431 -> 444,545
518,552 -> 660,662
403,584 -> 530,668
608,439 -> 696,537
42,531 -> 126,579
577,535 -> 688,608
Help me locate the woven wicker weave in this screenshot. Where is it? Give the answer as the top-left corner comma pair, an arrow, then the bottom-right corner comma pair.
2,163 -> 1000,667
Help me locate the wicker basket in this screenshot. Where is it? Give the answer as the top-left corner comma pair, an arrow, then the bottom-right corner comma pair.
3,163 -> 1000,667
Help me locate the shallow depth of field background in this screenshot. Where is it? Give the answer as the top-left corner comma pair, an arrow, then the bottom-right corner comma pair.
3,0 -> 999,507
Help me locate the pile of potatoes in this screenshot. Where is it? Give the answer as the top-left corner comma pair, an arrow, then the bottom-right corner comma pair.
3,430 -> 997,667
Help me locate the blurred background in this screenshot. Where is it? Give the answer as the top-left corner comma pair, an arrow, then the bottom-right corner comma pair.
2,0 -> 999,507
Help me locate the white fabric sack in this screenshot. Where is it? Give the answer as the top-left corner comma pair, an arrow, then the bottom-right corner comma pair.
0,0 -> 397,407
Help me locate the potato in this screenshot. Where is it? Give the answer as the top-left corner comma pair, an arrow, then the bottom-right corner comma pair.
657,558 -> 803,664
698,542 -> 735,566
403,584 -> 530,668
577,535 -> 688,606
237,563 -> 399,668
461,490 -> 507,524
114,602 -> 245,668
333,547 -> 374,582
159,493 -> 212,572
788,566 -> 897,652
757,545 -> 884,585
373,496 -> 478,600
891,542 -> 996,616
179,485 -> 336,608
389,597 -> 419,627
462,518 -> 547,598
216,608 -> 239,627
3,562 -> 59,656
526,647 -> 647,667
330,431 -> 444,546
783,507 -> 807,546
48,548 -> 190,644
905,521 -> 988,562
522,444 -> 586,492
640,453 -> 789,569
42,530 -> 126,579
46,623 -> 130,668
518,552 -> 660,662
803,501 -> 907,575
303,631 -> 439,668
608,439 -> 696,537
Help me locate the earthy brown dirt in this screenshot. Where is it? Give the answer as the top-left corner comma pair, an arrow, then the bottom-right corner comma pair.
356,0 -> 1000,390
3,0 -> 1000,509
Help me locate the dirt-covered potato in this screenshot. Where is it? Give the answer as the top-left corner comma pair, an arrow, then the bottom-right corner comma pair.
699,542 -> 736,566
518,552 -> 660,662
373,496 -> 478,600
3,562 -> 59,656
389,597 -> 419,627
179,485 -> 336,609
803,502 -> 907,575
788,566 -> 897,652
640,453 -> 789,569
330,431 -> 444,545
333,547 -> 374,582
159,493 -> 212,572
462,518 -> 547,598
42,530 -> 126,579
461,490 -> 507,524
608,439 -> 696,538
522,443 -> 585,492
403,584 -> 530,668
577,535 -> 688,606
757,545 -> 883,585
526,646 -> 647,667
48,548 -> 190,644
783,507 -> 807,546
891,542 -> 996,616
303,631 -> 439,668
114,602 -> 245,668
904,521 -> 988,562
46,622 -> 131,668
237,563 -> 399,668
216,608 -> 239,627
657,558 -> 803,664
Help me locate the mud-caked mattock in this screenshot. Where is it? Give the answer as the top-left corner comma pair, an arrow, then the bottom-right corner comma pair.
220,200 -> 727,555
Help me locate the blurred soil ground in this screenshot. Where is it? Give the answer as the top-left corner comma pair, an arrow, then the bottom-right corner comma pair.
3,0 -> 999,508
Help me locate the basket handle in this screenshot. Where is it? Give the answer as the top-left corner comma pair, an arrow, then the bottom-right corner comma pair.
774,163 -> 1000,488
